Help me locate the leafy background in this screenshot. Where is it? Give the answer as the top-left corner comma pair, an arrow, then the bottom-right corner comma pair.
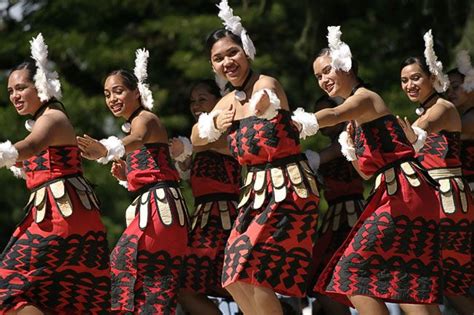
0,0 -> 472,247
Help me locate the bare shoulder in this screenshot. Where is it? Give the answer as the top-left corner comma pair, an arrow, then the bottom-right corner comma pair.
213,92 -> 234,111
254,75 -> 279,90
438,98 -> 457,112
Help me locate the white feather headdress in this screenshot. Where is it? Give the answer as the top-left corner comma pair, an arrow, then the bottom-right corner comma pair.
327,26 -> 352,72
423,30 -> 449,93
134,48 -> 154,110
217,0 -> 256,60
29,33 -> 62,102
456,50 -> 474,93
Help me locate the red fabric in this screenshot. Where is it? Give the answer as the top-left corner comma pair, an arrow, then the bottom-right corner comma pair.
319,156 -> 364,202
126,143 -> 179,192
461,139 -> 474,181
227,110 -> 301,165
0,146 -> 110,314
315,115 -> 443,305
224,111 -> 319,297
190,151 -> 241,197
23,146 -> 82,189
416,130 -> 473,296
110,186 -> 188,314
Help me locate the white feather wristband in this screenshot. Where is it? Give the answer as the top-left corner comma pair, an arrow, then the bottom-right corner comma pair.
412,126 -> 427,153
175,161 -> 191,181
249,88 -> 281,120
0,141 -> 19,168
291,108 -> 319,139
118,180 -> 129,189
198,110 -> 223,142
338,131 -> 357,161
174,136 -> 193,162
9,166 -> 26,179
97,136 -> 125,164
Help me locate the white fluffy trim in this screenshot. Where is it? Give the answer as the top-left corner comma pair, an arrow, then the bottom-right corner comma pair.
174,136 -> 193,162
338,131 -> 357,161
291,108 -> 319,139
456,50 -> 474,93
97,136 -> 125,164
0,141 -> 19,168
327,26 -> 352,72
118,180 -> 129,189
412,126 -> 427,153
9,165 -> 26,179
249,88 -> 281,120
304,150 -> 321,173
423,30 -> 449,93
198,110 -> 223,142
175,161 -> 191,181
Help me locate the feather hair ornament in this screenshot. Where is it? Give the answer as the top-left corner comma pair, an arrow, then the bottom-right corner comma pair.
134,48 -> 154,110
217,0 -> 256,60
327,26 -> 352,72
456,50 -> 474,93
423,30 -> 449,93
29,33 -> 62,102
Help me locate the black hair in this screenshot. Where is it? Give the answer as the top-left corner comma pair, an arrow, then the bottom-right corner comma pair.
206,28 -> 244,57
447,68 -> 464,80
189,79 -> 221,99
105,69 -> 139,90
400,57 -> 431,76
316,48 -> 359,77
9,59 -> 37,81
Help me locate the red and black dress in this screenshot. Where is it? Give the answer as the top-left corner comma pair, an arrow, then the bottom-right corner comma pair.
308,156 -> 364,293
416,130 -> 473,296
461,108 -> 474,195
182,150 -> 240,295
0,146 -> 110,314
110,143 -> 188,314
315,115 -> 443,305
222,110 -> 320,297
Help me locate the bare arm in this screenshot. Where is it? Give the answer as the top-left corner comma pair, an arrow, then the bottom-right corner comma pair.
193,134 -> 231,156
414,100 -> 461,133
315,93 -> 374,128
351,160 -> 371,180
15,110 -> 75,161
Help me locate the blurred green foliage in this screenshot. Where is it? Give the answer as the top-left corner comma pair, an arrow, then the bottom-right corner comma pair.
0,0 -> 472,248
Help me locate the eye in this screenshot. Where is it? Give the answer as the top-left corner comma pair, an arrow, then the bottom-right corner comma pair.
213,56 -> 223,63
316,74 -> 322,81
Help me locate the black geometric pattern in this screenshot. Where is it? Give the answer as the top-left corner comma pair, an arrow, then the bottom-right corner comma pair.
126,143 -> 175,174
320,156 -> 360,183
418,131 -> 460,163
0,231 -> 110,314
23,146 -> 82,173
191,151 -> 240,185
110,234 -> 183,314
461,140 -> 474,176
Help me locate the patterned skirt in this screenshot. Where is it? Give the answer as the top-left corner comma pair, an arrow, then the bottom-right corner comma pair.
182,193 -> 238,295
315,160 -> 443,306
0,176 -> 110,314
110,182 -> 188,315
427,167 -> 474,296
307,196 -> 364,296
222,158 -> 320,297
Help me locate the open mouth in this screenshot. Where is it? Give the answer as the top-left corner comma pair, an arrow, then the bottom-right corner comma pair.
110,103 -> 123,114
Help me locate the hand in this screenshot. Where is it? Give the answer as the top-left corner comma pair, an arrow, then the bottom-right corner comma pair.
345,122 -> 355,146
169,138 -> 184,159
254,90 -> 270,116
77,134 -> 108,160
111,159 -> 127,181
396,116 -> 417,144
215,104 -> 235,131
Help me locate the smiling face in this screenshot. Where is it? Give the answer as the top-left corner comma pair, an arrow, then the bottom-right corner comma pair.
210,36 -> 249,86
104,74 -> 140,118
447,72 -> 469,107
313,54 -> 354,98
189,84 -> 219,120
400,63 -> 435,103
7,68 -> 42,116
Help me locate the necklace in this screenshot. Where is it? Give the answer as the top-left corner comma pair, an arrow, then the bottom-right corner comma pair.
416,93 -> 438,116
121,107 -> 144,133
24,102 -> 51,132
231,69 -> 254,102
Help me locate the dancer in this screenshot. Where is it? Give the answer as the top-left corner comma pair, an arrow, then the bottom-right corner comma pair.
77,49 -> 188,314
399,34 -> 473,314
447,50 -> 474,195
191,1 -> 320,314
305,95 -> 364,315
312,26 -> 442,315
171,79 -> 241,315
0,34 -> 110,314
